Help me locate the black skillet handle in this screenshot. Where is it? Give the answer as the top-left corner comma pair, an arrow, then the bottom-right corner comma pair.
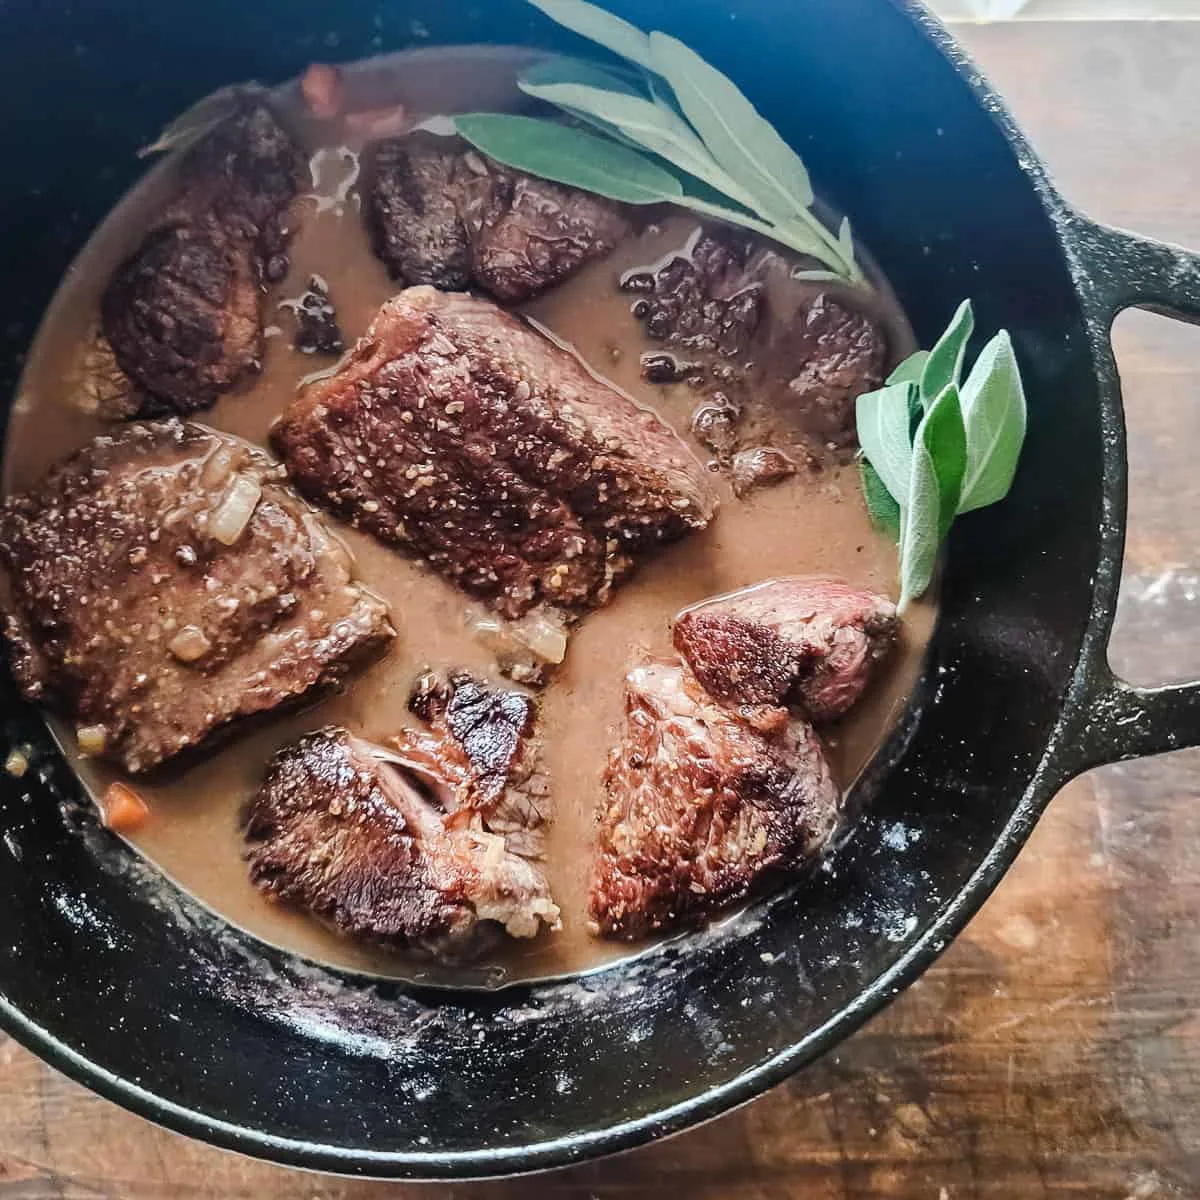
1064,218 -> 1200,772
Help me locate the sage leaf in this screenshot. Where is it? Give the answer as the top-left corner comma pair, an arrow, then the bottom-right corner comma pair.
527,0 -> 654,70
455,114 -> 683,204
646,30 -> 814,219
520,55 -> 645,97
517,78 -> 758,208
855,381 -> 916,504
899,384 -> 967,610
887,349 -> 929,388
861,461 -> 901,539
957,330 -> 1027,513
919,299 -> 974,408
791,269 -> 852,283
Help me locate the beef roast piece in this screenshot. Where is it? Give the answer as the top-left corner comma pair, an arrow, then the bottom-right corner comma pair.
101,223 -> 265,416
0,420 -> 392,774
772,294 -> 888,450
273,287 -> 716,620
364,133 -> 630,303
589,659 -> 839,939
98,103 -> 304,418
364,133 -> 474,292
622,229 -> 767,362
399,670 -> 549,857
673,577 -> 898,723
245,727 -> 559,958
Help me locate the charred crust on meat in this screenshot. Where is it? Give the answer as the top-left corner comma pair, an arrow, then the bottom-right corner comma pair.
98,103 -> 304,418
244,727 -> 558,958
0,420 -> 392,773
399,670 -> 548,856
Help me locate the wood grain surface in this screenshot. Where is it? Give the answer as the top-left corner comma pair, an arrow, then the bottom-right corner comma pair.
3,20 -> 1200,1200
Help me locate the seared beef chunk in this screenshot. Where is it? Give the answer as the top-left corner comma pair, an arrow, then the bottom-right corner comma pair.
463,154 -> 631,303
102,224 -> 264,416
399,670 -> 549,856
162,102 -> 302,242
285,275 -> 345,356
773,294 -> 888,450
589,660 -> 839,939
622,230 -> 767,361
98,104 -> 303,418
274,287 -> 716,620
0,421 -> 392,773
364,133 -> 630,302
245,728 -> 559,958
731,446 -> 798,497
674,577 -> 898,723
364,133 -> 474,291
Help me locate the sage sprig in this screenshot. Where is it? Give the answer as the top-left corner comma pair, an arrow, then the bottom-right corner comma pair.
454,0 -> 862,282
856,301 -> 1027,610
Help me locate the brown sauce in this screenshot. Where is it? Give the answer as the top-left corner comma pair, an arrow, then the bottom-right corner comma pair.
2,48 -> 934,988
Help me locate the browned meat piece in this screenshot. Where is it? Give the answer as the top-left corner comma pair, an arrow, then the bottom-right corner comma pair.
273,287 -> 716,620
673,577 -> 898,723
101,224 -> 264,416
364,133 -> 474,292
622,229 -> 767,359
774,294 -> 888,450
731,446 -> 798,497
98,103 -> 303,418
364,133 -> 630,302
160,102 -> 302,250
399,670 -> 549,857
589,659 -> 839,940
244,727 -> 559,958
462,156 -> 632,303
0,421 -> 392,774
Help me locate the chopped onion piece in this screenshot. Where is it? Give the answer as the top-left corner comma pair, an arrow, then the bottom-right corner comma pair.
511,612 -> 568,665
210,475 -> 261,545
76,725 -> 108,756
169,624 -> 212,663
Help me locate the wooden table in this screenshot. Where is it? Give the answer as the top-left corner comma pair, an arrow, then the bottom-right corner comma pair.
4,21 -> 1200,1200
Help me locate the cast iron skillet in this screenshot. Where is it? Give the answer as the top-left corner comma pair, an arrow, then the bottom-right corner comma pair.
0,0 -> 1199,1179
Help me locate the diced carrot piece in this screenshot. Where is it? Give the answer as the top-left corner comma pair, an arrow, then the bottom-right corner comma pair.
101,782 -> 149,833
301,63 -> 343,120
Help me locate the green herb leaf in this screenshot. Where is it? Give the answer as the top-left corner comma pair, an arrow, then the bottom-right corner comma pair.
861,460 -> 902,539
517,77 -> 759,208
647,31 -> 814,222
511,0 -> 860,280
527,0 -> 654,69
454,113 -> 683,204
886,349 -> 929,388
855,381 -> 916,504
899,383 -> 967,610
919,299 -> 974,408
520,54 -> 646,96
957,330 -> 1027,513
